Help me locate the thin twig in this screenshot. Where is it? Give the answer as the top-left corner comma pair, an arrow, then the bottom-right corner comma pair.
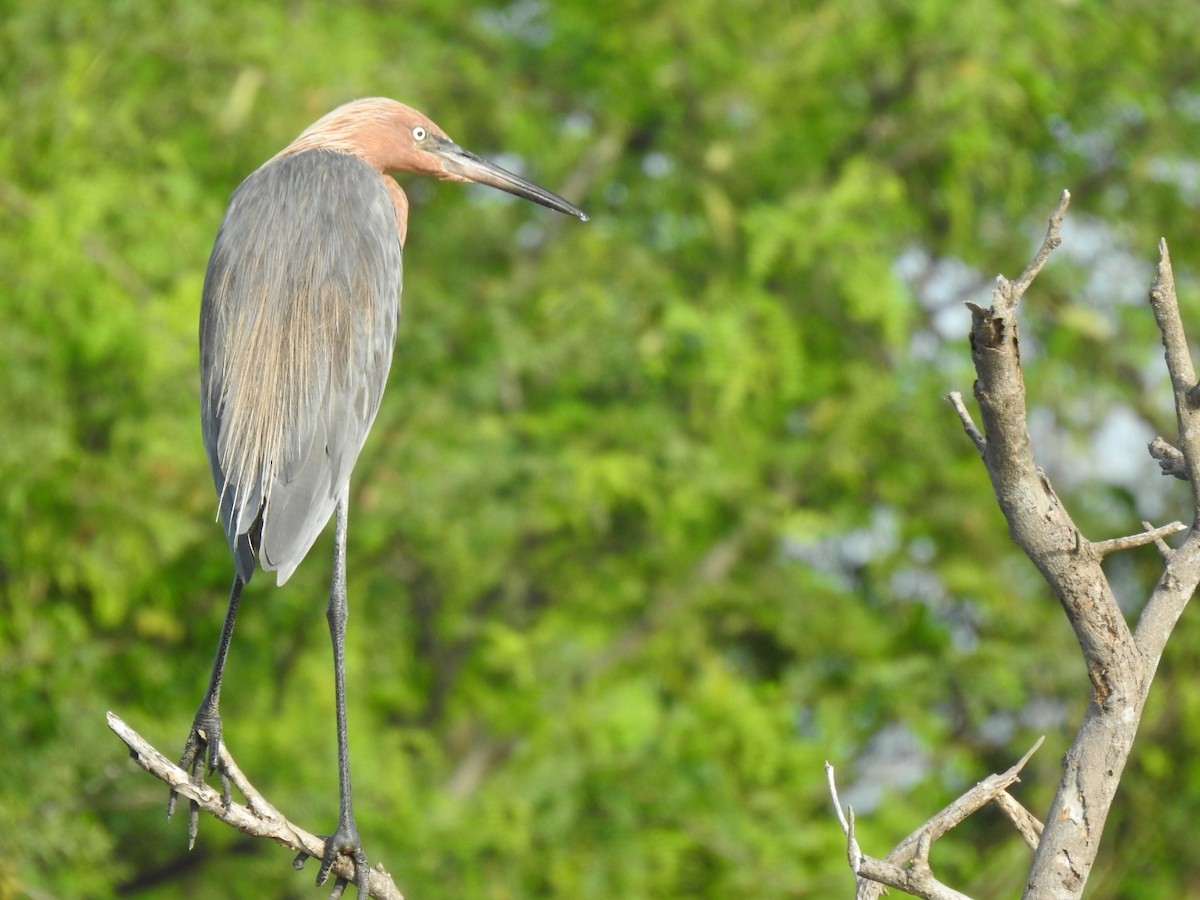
828,738 -> 1043,900
947,392 -> 986,457
106,711 -> 405,900
825,761 -> 851,834
992,790 -> 1043,850
829,764 -> 972,900
1140,520 -> 1176,561
1090,522 -> 1187,557
1003,190 -> 1071,307
883,736 -> 1043,861
827,761 -> 868,890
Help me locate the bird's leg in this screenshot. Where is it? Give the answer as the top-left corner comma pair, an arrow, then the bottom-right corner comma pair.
300,491 -> 370,897
168,573 -> 244,848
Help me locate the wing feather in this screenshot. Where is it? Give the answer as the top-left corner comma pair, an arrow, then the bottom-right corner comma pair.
199,149 -> 402,584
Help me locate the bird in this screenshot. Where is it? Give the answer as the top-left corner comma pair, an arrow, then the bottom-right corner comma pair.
167,97 -> 587,897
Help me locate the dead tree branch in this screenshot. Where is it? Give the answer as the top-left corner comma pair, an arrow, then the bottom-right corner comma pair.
992,790 -> 1043,851
1149,436 -> 1188,481
836,196 -> 1200,899
106,711 -> 406,900
960,201 -> 1200,898
1090,521 -> 1188,557
827,738 -> 1044,900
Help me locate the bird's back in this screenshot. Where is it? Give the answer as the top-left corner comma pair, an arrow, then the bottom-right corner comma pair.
200,149 -> 402,584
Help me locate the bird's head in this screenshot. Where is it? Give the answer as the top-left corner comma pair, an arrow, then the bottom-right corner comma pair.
285,97 -> 587,220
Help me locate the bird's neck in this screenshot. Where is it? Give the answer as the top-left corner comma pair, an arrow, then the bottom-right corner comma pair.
383,177 -> 410,247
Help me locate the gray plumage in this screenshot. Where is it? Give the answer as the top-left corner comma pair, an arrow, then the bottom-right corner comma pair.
172,99 -> 586,895
199,149 -> 402,585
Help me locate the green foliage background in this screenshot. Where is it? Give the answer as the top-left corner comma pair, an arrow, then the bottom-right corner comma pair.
4,0 -> 1200,896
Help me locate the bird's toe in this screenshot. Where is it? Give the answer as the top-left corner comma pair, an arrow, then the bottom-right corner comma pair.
166,704 -> 231,850
309,818 -> 371,897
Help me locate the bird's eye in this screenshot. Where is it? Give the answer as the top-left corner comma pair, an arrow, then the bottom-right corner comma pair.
411,126 -> 427,142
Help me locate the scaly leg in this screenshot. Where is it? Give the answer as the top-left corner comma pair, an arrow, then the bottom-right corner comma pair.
311,490 -> 370,897
168,573 -> 244,848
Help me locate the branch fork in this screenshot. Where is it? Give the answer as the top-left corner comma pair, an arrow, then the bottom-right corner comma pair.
827,738 -> 1044,900
835,192 -> 1200,898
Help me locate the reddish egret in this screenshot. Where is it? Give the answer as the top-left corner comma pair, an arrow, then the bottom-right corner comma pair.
168,97 -> 586,896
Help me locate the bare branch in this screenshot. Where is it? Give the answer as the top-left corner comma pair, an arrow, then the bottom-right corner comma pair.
1148,240 -> 1200,508
965,197 -> 1130,674
1133,530 -> 1200,659
992,790 -> 1042,851
953,197 -> 1167,898
1149,436 -> 1188,481
825,761 -> 851,834
1001,189 -> 1071,309
1090,521 -> 1187,557
106,712 -> 406,900
866,201 -> 1200,900
830,738 -> 1043,900
855,852 -> 974,900
1133,241 -> 1200,664
1140,520 -> 1176,560
947,392 -> 986,457
886,736 -> 1043,851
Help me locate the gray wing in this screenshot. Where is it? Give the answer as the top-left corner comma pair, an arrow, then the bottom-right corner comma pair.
199,149 -> 402,585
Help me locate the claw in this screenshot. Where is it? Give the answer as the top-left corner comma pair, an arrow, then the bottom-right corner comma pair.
299,820 -> 370,897
166,703 -> 229,851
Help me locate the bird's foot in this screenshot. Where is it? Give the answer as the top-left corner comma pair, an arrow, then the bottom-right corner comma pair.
294,816 -> 371,899
166,701 -> 230,849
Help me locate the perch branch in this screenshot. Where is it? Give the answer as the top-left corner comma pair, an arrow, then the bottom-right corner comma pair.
106,711 -> 405,900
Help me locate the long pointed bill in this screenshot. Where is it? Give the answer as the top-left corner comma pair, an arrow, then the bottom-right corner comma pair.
431,137 -> 589,221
